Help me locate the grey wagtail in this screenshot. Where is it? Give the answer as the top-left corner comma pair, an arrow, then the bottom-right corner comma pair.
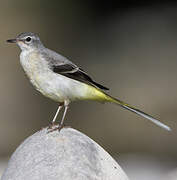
7,32 -> 171,131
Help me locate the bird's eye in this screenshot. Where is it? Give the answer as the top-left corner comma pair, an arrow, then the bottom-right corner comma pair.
25,37 -> 32,42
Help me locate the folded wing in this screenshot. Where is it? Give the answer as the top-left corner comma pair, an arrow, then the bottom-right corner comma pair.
52,64 -> 109,90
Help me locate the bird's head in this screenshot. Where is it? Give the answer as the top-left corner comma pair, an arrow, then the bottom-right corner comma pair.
7,32 -> 44,51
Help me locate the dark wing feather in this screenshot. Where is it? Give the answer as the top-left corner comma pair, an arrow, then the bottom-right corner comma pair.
52,64 -> 109,90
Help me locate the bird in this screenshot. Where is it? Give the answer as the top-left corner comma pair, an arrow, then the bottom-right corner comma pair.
7,32 -> 171,132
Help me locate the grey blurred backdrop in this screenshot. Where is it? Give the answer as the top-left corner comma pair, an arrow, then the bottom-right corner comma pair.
1,0 -> 177,179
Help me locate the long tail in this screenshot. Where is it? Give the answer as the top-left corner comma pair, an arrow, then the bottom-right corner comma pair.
104,94 -> 171,131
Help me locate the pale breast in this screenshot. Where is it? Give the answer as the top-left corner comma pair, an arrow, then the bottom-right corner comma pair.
20,50 -> 63,101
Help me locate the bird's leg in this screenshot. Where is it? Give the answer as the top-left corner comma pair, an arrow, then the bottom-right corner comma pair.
59,105 -> 69,129
48,103 -> 63,129
48,101 -> 70,132
52,106 -> 63,125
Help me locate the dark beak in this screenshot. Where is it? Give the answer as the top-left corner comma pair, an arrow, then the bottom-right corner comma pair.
6,39 -> 17,43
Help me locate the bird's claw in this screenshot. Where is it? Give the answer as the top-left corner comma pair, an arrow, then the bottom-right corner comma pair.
47,122 -> 58,130
47,124 -> 70,133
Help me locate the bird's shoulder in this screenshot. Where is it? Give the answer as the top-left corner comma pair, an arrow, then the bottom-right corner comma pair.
40,48 -> 77,67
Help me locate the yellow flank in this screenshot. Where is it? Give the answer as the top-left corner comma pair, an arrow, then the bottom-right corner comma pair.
83,84 -> 113,103
83,84 -> 130,107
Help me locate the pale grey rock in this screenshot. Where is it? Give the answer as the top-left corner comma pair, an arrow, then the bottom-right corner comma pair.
0,159 -> 8,179
1,127 -> 128,180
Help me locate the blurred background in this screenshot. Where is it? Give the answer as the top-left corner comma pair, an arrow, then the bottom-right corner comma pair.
0,0 -> 177,179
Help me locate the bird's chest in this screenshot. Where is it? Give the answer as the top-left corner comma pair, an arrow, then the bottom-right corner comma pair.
20,51 -> 54,96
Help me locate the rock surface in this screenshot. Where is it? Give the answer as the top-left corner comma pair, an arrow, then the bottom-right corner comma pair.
1,127 -> 129,180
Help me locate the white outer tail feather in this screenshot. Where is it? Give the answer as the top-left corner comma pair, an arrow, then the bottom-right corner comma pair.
122,104 -> 171,131
106,94 -> 171,131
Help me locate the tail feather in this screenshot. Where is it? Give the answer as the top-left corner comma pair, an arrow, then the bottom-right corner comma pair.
105,95 -> 171,131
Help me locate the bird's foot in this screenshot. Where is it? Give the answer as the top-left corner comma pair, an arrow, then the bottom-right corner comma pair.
47,122 -> 58,130
47,124 -> 70,133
